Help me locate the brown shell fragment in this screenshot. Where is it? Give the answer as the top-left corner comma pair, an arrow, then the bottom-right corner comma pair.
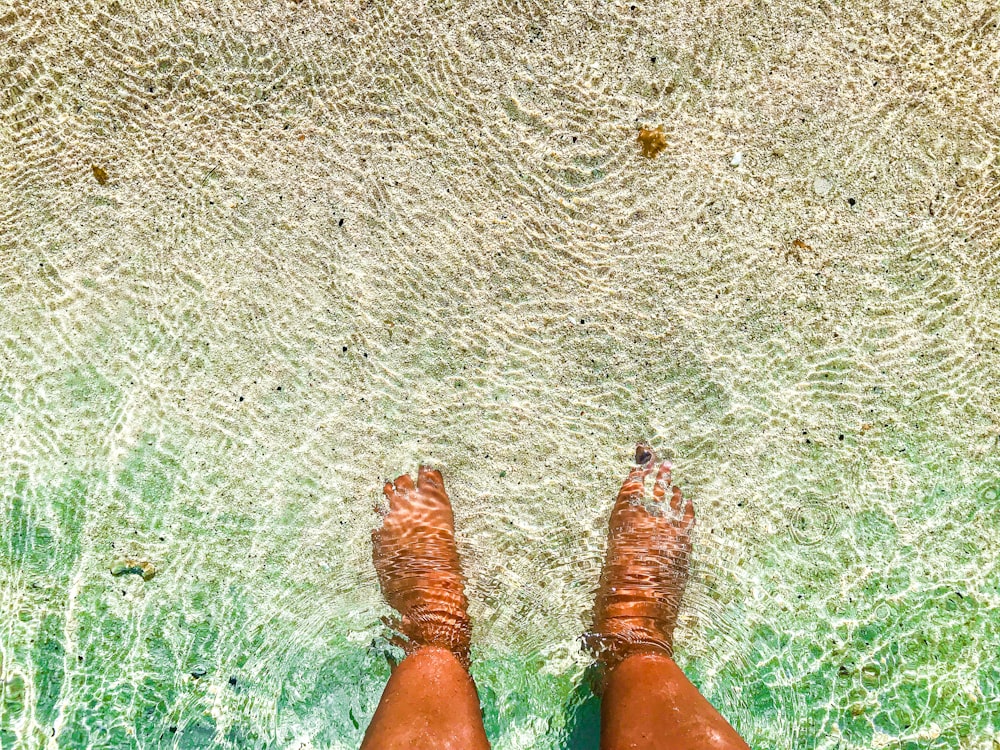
637,126 -> 668,158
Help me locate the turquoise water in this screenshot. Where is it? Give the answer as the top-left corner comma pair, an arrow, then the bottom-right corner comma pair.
3,0 -> 1000,747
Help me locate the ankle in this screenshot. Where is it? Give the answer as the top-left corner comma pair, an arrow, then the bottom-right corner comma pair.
399,606 -> 472,666
586,625 -> 674,669
584,638 -> 675,696
612,647 -> 676,672
402,644 -> 472,675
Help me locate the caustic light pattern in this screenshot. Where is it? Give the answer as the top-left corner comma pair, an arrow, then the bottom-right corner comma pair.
2,0 -> 999,748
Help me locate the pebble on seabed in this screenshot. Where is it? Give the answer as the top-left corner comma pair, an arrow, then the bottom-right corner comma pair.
813,176 -> 833,196
110,558 -> 156,581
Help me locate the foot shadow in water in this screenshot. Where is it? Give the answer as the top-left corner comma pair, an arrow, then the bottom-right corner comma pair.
559,669 -> 601,750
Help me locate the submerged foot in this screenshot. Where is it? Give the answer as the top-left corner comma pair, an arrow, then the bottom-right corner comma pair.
372,466 -> 472,668
586,443 -> 695,672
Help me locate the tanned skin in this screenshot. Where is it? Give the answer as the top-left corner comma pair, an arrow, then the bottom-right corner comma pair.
361,448 -> 749,750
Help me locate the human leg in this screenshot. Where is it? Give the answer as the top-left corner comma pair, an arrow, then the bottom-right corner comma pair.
600,650 -> 749,750
587,445 -> 749,750
361,645 -> 489,750
361,467 -> 490,750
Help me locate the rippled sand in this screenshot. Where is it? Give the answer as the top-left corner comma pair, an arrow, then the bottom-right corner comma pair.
2,0 -> 999,747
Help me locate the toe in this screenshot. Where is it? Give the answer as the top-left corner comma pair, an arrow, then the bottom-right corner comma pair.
652,461 -> 673,502
682,493 -> 695,526
417,465 -> 445,493
670,485 -> 684,514
383,475 -> 414,513
620,458 -> 655,503
618,469 -> 648,506
612,456 -> 658,526
393,473 -> 416,493
377,482 -> 396,516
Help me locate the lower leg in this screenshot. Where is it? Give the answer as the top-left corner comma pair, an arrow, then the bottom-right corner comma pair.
588,445 -> 750,750
361,646 -> 490,750
363,467 -> 490,749
601,650 -> 749,750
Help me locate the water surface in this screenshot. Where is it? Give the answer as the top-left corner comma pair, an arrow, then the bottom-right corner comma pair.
2,0 -> 999,747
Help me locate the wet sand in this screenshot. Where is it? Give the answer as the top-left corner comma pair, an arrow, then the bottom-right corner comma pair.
1,0 -> 998,747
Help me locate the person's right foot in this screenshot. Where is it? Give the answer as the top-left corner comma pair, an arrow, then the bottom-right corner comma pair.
586,443 -> 695,672
372,466 -> 472,668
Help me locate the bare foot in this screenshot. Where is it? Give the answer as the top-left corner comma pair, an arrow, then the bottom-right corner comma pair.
586,443 -> 695,673
372,466 -> 472,668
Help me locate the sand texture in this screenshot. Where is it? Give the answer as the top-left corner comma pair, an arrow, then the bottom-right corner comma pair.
2,0 -> 999,747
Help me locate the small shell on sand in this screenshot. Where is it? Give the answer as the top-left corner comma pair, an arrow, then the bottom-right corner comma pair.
635,443 -> 655,465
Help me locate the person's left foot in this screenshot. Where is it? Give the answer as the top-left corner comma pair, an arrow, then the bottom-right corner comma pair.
585,444 -> 695,673
372,466 -> 472,668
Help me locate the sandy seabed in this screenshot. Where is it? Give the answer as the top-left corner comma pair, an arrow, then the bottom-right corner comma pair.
1,0 -> 999,747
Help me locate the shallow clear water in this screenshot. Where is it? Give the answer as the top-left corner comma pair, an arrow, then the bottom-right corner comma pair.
2,0 -> 999,748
